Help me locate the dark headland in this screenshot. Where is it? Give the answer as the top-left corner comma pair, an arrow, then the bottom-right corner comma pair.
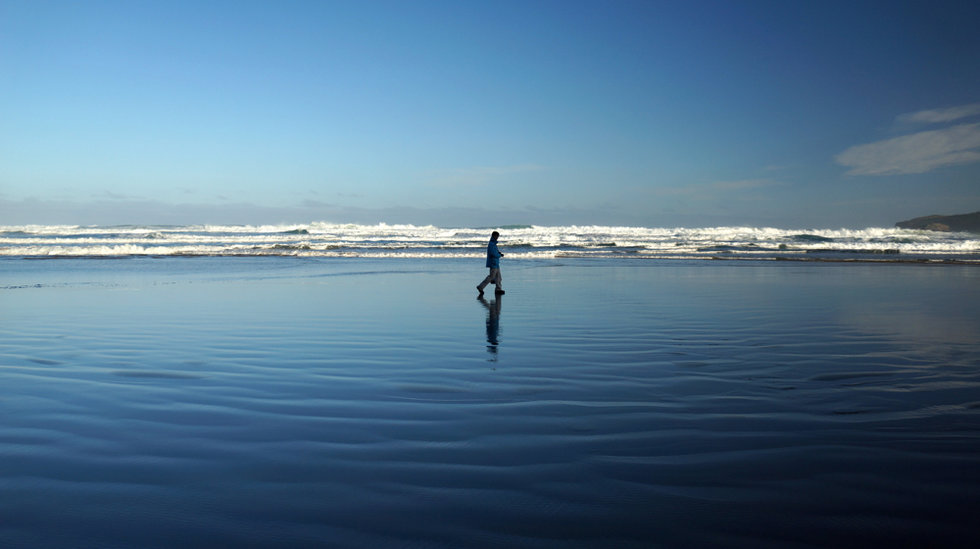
895,211 -> 980,233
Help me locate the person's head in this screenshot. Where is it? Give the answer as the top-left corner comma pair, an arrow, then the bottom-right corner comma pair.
491,231 -> 500,241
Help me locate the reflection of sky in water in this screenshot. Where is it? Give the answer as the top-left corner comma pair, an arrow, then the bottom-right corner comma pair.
843,307 -> 979,350
830,267 -> 979,361
1,258 -> 978,548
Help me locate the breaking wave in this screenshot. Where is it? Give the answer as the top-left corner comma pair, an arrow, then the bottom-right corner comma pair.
0,223 -> 977,262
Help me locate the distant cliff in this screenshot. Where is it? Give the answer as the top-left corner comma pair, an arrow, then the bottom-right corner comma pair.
895,211 -> 980,232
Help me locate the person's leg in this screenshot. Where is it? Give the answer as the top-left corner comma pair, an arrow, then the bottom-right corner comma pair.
492,268 -> 503,292
477,269 -> 493,292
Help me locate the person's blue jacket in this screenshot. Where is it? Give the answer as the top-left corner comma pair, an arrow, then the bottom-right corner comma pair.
486,240 -> 502,268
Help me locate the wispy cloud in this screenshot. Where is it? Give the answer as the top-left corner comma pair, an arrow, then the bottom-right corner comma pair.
836,122 -> 980,175
300,199 -> 337,209
0,196 -> 593,227
656,179 -> 783,196
897,103 -> 980,124
710,179 -> 781,191
430,164 -> 547,188
93,190 -> 139,200
837,102 -> 980,176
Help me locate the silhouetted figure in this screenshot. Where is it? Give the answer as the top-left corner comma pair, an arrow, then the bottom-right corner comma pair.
477,231 -> 505,295
478,295 -> 502,360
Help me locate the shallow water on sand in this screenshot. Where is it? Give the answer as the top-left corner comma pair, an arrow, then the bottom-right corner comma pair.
2,258 -> 979,548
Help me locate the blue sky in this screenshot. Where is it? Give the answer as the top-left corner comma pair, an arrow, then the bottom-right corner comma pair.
2,0 -> 978,228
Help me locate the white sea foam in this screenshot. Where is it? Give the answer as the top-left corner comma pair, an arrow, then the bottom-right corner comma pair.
0,223 -> 977,261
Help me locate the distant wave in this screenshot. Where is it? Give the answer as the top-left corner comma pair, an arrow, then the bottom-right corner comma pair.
0,223 -> 977,262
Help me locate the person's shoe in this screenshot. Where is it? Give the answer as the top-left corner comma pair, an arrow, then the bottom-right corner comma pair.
477,286 -> 484,295
495,288 -> 505,295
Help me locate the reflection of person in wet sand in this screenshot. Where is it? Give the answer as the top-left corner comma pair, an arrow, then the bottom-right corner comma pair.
478,295 -> 502,359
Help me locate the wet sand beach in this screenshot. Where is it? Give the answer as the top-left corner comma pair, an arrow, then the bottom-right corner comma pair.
1,258 -> 978,548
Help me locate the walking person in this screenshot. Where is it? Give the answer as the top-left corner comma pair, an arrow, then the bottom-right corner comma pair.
477,231 -> 505,295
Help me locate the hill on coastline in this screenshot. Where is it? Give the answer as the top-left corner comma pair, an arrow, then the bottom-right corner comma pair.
895,211 -> 980,233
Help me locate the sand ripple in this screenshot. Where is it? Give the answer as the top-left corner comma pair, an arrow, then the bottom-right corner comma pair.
1,258 -> 978,548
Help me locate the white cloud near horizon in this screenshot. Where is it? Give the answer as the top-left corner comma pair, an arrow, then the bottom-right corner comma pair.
835,122 -> 980,175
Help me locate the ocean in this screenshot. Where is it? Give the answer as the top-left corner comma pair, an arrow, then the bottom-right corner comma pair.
1,222 -> 978,262
1,229 -> 979,547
